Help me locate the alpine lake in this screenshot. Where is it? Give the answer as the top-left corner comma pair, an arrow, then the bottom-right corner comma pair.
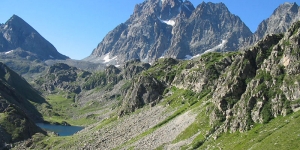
36,123 -> 84,136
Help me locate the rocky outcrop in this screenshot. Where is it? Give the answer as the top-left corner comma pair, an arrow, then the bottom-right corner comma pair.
176,21 -> 299,133
122,59 -> 151,79
119,74 -> 165,116
118,58 -> 178,115
211,33 -> 284,132
35,63 -> 91,93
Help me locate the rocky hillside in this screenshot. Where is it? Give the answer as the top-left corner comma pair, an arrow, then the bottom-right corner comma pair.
84,0 -> 252,65
34,59 -> 150,106
120,21 -> 300,130
0,62 -> 46,148
85,1 -> 299,66
34,63 -> 92,94
18,21 -> 300,150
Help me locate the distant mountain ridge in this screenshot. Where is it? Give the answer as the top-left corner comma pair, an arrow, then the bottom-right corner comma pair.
85,1 -> 300,65
0,15 -> 107,80
0,15 -> 69,60
247,2 -> 300,45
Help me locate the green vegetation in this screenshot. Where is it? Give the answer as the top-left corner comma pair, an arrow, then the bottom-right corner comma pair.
121,81 -> 132,91
201,52 -> 224,69
39,93 -> 102,126
292,21 -> 300,35
261,101 -> 273,123
161,86 -> 195,108
199,110 -> 300,150
0,108 -> 37,142
83,71 -> 106,90
143,58 -> 179,82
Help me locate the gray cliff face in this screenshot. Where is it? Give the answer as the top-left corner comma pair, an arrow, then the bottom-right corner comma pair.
250,2 -> 300,44
166,2 -> 252,59
85,1 -> 251,64
0,15 -> 69,60
119,74 -> 165,116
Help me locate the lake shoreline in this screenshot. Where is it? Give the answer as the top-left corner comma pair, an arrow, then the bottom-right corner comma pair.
36,123 -> 84,136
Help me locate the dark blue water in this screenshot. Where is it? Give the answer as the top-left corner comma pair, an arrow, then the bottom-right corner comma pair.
36,123 -> 84,136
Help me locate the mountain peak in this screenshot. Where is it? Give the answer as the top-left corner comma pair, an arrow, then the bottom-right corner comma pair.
274,2 -> 299,15
0,15 -> 69,60
196,2 -> 228,11
4,14 -> 34,32
252,2 -> 300,42
161,0 -> 183,4
282,2 -> 298,6
131,0 -> 194,21
8,14 -> 22,21
7,14 -> 27,25
10,14 -> 22,20
86,1 -> 251,64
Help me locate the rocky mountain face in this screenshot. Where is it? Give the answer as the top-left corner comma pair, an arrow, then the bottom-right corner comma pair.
84,0 -> 252,65
85,1 -> 299,66
0,15 -> 69,80
252,2 -> 300,43
0,15 -> 68,60
0,62 -> 46,147
119,21 -> 300,133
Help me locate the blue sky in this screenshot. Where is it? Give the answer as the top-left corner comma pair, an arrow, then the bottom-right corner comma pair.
0,0 -> 294,60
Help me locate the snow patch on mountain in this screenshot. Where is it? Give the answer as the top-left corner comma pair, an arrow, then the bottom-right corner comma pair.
158,17 -> 175,26
5,50 -> 14,54
103,52 -> 118,63
203,40 -> 227,54
185,40 -> 227,60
